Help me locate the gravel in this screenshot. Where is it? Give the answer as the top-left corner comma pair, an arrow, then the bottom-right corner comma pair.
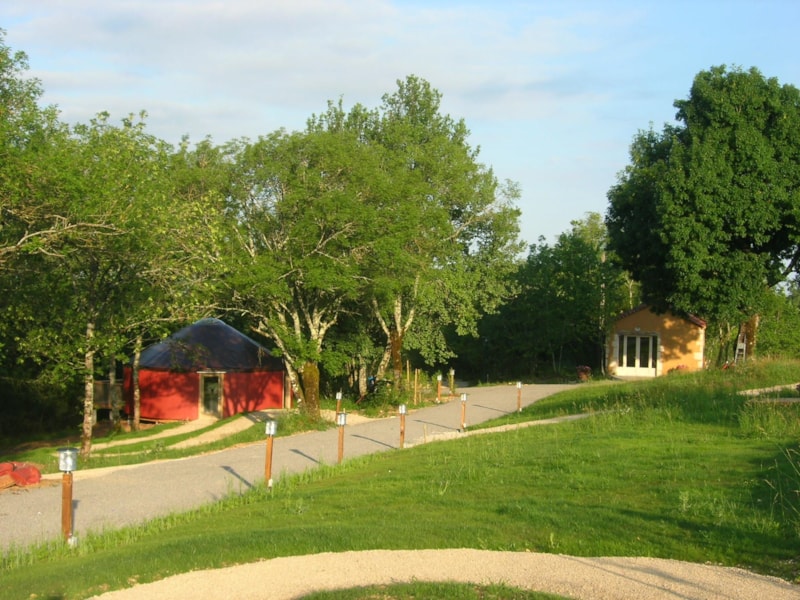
90,548 -> 800,599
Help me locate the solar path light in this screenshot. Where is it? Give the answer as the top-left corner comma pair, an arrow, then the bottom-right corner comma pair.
336,411 -> 347,463
58,447 -> 78,542
264,419 -> 277,490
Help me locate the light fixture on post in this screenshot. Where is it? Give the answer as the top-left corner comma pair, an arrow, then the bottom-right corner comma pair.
398,404 -> 407,449
517,381 -> 522,413
336,411 -> 347,463
460,393 -> 468,431
57,447 -> 78,543
264,419 -> 277,490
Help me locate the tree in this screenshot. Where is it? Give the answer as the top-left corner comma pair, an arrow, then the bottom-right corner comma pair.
110,135 -> 230,431
0,31 -> 104,273
15,113 -> 196,455
224,128 -> 377,417
456,213 -> 634,381
227,77 -> 522,409
312,76 -> 523,383
752,284 -> 800,359
607,66 -> 800,339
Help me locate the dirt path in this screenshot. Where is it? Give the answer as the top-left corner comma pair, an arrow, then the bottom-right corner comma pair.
91,549 -> 800,599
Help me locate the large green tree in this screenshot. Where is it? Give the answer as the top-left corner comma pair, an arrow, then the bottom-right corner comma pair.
311,76 -> 523,384
607,66 -> 800,335
224,127 -> 378,417
16,113 -> 197,454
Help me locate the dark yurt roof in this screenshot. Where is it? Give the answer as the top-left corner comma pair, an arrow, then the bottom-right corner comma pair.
138,318 -> 283,372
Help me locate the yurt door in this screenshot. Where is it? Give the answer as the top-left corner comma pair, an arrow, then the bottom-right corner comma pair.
200,373 -> 223,417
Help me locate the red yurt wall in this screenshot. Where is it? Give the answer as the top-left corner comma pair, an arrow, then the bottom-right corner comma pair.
123,368 -> 200,421
223,371 -> 284,417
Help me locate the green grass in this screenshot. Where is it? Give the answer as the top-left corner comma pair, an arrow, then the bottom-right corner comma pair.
303,582 -> 566,599
3,410 -> 333,474
2,359 -> 800,599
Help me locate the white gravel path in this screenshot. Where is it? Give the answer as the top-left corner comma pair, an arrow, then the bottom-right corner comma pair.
90,548 -> 800,599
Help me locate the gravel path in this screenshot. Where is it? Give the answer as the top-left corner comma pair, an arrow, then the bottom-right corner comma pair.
91,549 -> 800,599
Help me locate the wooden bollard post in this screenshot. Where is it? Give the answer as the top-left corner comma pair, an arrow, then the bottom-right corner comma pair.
336,412 -> 347,463
57,447 -> 78,543
61,472 -> 73,541
399,404 -> 407,448
264,419 -> 277,489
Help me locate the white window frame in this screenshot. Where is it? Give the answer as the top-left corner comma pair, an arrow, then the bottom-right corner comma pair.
615,333 -> 659,377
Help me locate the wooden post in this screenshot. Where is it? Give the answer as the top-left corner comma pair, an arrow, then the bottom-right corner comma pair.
399,405 -> 407,449
61,472 -> 73,541
337,412 -> 346,464
460,393 -> 467,431
517,381 -> 522,413
264,436 -> 274,489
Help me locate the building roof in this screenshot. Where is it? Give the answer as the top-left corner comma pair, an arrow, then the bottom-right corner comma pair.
616,303 -> 707,329
138,318 -> 283,372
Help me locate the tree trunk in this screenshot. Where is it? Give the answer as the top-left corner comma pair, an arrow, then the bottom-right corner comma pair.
345,354 -> 370,398
390,329 -> 403,389
372,294 -> 415,388
744,314 -> 760,358
283,361 -> 304,407
109,357 -> 121,429
375,345 -> 391,382
300,361 -> 320,419
80,321 -> 96,458
132,334 -> 142,432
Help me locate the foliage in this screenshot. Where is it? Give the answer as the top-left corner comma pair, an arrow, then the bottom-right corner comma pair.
455,213 -> 635,381
223,126 -> 380,415
757,285 -> 800,359
0,376 -> 82,438
222,76 -> 522,411
607,66 -> 800,328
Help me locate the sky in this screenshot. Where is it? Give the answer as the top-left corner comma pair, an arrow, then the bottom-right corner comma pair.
1,1 -> 798,247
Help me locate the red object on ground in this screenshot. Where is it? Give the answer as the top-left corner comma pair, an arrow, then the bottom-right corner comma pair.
0,462 -> 42,486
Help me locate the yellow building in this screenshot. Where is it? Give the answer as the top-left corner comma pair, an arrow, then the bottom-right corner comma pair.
608,304 -> 706,378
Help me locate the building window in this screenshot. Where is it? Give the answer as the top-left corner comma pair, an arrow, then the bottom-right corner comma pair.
618,334 -> 658,372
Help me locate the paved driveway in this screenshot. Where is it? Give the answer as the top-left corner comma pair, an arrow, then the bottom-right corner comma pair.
0,384 -> 573,551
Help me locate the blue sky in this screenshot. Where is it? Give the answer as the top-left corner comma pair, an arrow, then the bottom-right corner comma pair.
2,1 -> 798,246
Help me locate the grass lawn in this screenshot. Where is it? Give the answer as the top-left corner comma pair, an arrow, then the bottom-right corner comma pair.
2,360 -> 800,599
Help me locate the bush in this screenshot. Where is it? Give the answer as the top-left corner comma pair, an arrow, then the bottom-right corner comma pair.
0,376 -> 81,439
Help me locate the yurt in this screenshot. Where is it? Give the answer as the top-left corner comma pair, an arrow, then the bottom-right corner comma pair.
123,318 -> 286,421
